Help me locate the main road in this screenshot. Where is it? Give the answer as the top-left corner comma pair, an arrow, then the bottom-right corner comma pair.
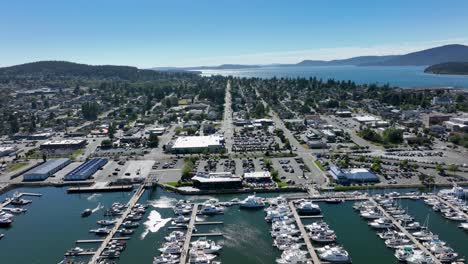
222,80 -> 234,153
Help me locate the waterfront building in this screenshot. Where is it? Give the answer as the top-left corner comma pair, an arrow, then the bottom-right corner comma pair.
23,158 -> 71,181
191,172 -> 242,189
64,158 -> 108,181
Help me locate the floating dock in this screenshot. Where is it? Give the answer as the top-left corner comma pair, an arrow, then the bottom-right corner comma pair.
76,237 -> 130,243
0,192 -> 42,210
67,184 -> 133,193
369,198 -> 442,264
87,184 -> 146,264
179,203 -> 200,264
288,201 -> 322,264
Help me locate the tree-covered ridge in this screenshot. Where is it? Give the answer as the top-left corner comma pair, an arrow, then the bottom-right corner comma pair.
424,62 -> 468,75
0,60 -> 197,82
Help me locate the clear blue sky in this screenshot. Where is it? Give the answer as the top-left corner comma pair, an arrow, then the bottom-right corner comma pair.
1,0 -> 468,67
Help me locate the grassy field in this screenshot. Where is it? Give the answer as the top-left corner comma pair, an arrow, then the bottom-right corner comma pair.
313,160 -> 326,171
7,162 -> 28,172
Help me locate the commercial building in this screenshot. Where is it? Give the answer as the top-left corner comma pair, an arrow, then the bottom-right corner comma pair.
64,158 -> 108,181
146,127 -> 166,135
329,165 -> 379,185
425,113 -> 451,127
353,115 -> 381,124
191,172 -> 242,189
335,110 -> 352,117
23,158 -> 71,181
432,97 -> 453,105
243,171 -> 273,185
444,117 -> 468,132
168,135 -> 224,154
0,146 -> 16,157
40,139 -> 87,154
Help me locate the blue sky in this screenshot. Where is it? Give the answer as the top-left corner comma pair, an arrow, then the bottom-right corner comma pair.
1,0 -> 468,67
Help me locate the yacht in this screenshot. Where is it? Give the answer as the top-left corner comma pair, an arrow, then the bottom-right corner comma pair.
276,249 -> 310,264
435,251 -> 458,262
360,210 -> 384,220
81,208 -> 92,217
65,247 -> 85,256
165,231 -> 185,242
404,222 -> 422,230
97,220 -> 116,226
377,230 -> 398,240
318,246 -> 351,263
325,198 -> 343,204
153,254 -> 179,264
190,238 -> 223,254
384,237 -> 411,248
296,201 -> 321,215
173,215 -> 190,223
459,222 -> 468,230
395,246 -> 417,261
239,195 -> 265,209
310,232 -> 336,243
118,228 -> 134,235
406,251 -> 435,264
90,227 -> 111,235
0,217 -> 13,227
122,221 -> 140,228
159,242 -> 182,255
369,218 -> 393,229
187,249 -> 216,264
199,204 -> 224,215
9,193 -> 32,206
5,207 -> 27,214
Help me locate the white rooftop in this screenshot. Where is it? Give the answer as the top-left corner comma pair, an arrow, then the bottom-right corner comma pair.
41,139 -> 86,146
353,115 -> 381,122
243,171 -> 271,179
172,135 -> 223,149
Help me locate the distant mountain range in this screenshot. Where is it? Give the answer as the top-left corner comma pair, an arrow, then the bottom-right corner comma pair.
153,44 -> 468,70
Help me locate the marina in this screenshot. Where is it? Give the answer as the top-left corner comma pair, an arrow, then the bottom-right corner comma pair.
0,186 -> 466,263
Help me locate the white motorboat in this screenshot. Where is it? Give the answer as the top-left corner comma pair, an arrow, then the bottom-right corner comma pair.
406,251 -> 435,264
384,237 -> 411,248
318,246 -> 351,263
153,254 -> 179,264
165,231 -> 185,242
360,210 -> 384,219
394,246 -> 417,261
90,227 -> 111,235
459,222 -> 468,230
199,204 -> 224,215
296,201 -> 321,215
369,218 -> 393,229
276,249 -> 310,264
239,195 -> 265,209
310,232 -> 336,243
190,238 -> 223,254
187,249 -> 216,264
159,242 -> 182,255
97,219 -> 116,226
173,215 -> 190,223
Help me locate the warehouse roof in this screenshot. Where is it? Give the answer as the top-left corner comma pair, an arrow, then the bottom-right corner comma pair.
172,135 -> 223,149
41,139 -> 86,146
26,158 -> 70,175
353,115 -> 381,123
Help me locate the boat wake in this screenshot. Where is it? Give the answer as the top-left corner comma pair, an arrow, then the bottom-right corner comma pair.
87,193 -> 102,201
148,196 -> 178,209
91,203 -> 104,213
140,210 -> 170,240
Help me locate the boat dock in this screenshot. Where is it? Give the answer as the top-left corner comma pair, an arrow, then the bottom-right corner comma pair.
67,184 -> 133,193
192,233 -> 224,237
369,198 -> 442,264
76,237 -> 130,243
432,195 -> 468,219
300,215 -> 323,219
194,221 -> 223,225
288,201 -> 322,264
179,203 -> 200,264
0,192 -> 42,210
87,184 -> 146,264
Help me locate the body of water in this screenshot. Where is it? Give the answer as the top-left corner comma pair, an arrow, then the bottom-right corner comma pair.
1,187 -> 467,263
200,65 -> 468,88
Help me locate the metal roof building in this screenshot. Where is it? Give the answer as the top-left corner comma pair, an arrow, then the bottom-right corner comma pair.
64,158 -> 108,181
329,165 -> 379,185
23,158 -> 71,181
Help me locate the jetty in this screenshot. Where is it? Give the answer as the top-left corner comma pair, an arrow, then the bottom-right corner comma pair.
369,198 -> 442,264
179,203 -> 200,264
87,184 -> 146,264
0,192 -> 42,210
288,201 -> 322,264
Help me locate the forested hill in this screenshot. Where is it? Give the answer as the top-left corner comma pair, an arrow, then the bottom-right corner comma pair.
0,61 -> 197,82
424,62 -> 468,75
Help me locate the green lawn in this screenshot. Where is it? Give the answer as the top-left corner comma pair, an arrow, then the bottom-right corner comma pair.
314,160 -> 325,171
7,162 -> 28,172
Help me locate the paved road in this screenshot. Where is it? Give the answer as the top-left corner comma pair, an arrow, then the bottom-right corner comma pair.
222,80 -> 234,153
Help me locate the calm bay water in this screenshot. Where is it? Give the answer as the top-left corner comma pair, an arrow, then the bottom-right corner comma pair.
200,66 -> 468,88
0,187 -> 467,264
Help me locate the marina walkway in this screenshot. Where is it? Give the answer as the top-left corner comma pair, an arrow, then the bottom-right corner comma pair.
179,203 -> 200,264
369,198 -> 442,264
288,201 -> 321,264
87,184 -> 146,264
0,192 -> 42,210
432,195 -> 468,219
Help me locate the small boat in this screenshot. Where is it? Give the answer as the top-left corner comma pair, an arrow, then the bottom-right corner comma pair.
0,233 -> 4,240
118,228 -> 134,235
65,247 -> 85,256
0,217 -> 13,228
90,227 -> 111,235
459,222 -> 468,230
325,198 -> 343,204
318,246 -> 351,263
122,221 -> 140,228
81,209 -> 92,217
97,219 -> 116,226
296,201 -> 321,215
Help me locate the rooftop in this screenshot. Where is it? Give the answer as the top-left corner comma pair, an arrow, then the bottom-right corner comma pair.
172,135 -> 223,149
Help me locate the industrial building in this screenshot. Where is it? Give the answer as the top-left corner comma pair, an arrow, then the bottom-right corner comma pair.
168,135 -> 224,154
0,146 -> 16,157
64,158 -> 108,181
23,158 -> 71,181
191,172 -> 242,189
329,165 -> 379,185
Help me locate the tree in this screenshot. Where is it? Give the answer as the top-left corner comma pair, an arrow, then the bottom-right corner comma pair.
108,123 -> 116,140
264,159 -> 273,171
101,139 -> 112,148
447,164 -> 458,176
383,128 -> 403,144
148,133 -> 159,148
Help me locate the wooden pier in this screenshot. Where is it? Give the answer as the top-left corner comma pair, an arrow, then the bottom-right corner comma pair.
194,221 -> 224,225
76,237 -> 130,243
192,233 -> 224,237
288,201 -> 322,264
369,198 -> 442,264
0,192 -> 42,210
300,215 -> 324,219
87,184 -> 146,264
179,204 -> 200,264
